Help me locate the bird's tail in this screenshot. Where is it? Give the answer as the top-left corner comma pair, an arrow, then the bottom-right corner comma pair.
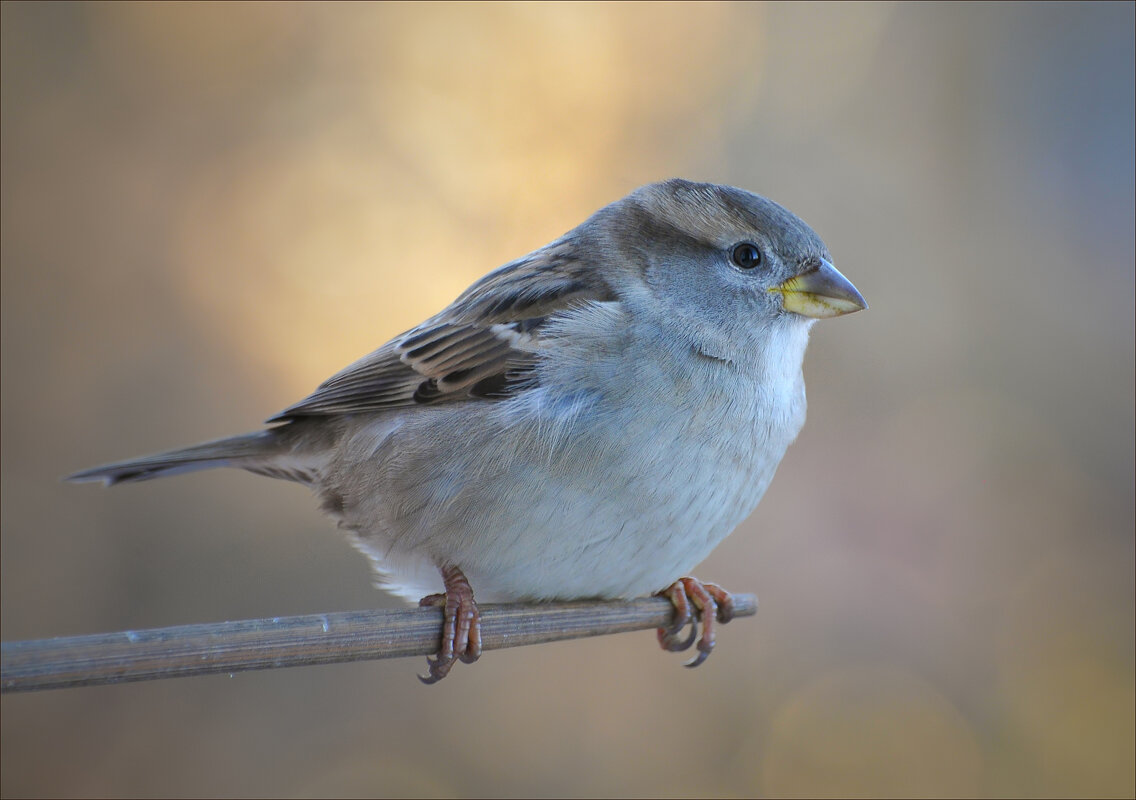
66,430 -> 285,486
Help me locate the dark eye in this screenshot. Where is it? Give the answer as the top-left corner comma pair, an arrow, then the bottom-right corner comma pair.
730,242 -> 762,270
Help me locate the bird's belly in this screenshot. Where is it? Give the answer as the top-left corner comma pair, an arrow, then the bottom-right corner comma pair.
462,457 -> 769,600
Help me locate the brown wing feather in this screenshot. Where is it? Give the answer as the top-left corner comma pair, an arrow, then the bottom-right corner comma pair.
268,237 -> 616,421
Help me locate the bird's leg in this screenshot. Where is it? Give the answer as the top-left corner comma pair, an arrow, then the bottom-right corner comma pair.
417,565 -> 481,684
657,577 -> 736,667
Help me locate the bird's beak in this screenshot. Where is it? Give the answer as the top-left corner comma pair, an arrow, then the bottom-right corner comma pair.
769,258 -> 867,319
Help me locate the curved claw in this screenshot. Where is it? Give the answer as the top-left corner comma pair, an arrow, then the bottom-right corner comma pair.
683,651 -> 710,668
658,617 -> 697,652
683,636 -> 715,668
418,655 -> 457,685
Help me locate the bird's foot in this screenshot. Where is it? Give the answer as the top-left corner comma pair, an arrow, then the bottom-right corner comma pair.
418,565 -> 481,684
656,577 -> 736,668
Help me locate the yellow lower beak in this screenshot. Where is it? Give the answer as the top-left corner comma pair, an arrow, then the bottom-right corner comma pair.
769,259 -> 867,319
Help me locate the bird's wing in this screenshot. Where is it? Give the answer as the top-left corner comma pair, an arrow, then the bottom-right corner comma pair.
269,240 -> 616,421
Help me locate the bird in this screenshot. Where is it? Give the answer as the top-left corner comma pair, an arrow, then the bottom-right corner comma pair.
69,179 -> 867,682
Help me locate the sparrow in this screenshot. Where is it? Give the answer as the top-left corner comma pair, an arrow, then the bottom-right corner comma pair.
70,179 -> 867,682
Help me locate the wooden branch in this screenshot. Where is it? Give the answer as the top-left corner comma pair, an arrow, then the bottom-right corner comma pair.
1,594 -> 756,693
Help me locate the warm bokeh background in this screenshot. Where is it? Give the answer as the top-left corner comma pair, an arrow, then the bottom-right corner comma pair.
2,3 -> 1133,797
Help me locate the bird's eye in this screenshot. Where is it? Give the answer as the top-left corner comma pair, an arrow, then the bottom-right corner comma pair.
730,242 -> 762,270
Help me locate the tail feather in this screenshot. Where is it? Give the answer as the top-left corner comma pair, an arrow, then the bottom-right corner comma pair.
66,431 -> 281,486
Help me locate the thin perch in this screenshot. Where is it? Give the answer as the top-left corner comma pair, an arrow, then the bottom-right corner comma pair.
1,594 -> 757,693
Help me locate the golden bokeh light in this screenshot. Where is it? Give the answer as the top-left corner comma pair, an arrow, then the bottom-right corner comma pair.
2,3 -> 1132,797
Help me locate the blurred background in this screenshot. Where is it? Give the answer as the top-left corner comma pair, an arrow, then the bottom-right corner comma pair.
2,2 -> 1133,797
